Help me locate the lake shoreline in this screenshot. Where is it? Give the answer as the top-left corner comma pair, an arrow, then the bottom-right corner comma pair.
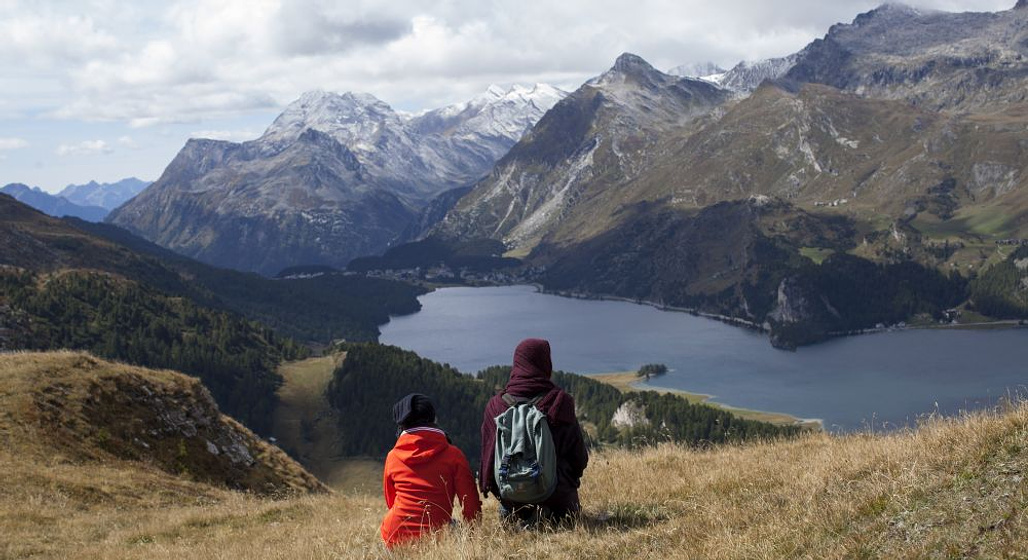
585,371 -> 823,430
528,284 -> 1027,347
410,282 -> 1025,344
381,285 -> 1028,433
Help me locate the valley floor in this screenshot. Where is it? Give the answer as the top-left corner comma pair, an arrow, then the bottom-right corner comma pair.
4,393 -> 1028,558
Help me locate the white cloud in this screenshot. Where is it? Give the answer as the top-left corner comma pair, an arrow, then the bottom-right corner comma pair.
3,0 -> 1020,127
56,140 -> 113,156
0,8 -> 118,66
117,136 -> 138,149
0,137 -> 28,150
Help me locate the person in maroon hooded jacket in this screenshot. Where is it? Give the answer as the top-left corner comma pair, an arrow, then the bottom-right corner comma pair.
480,338 -> 589,526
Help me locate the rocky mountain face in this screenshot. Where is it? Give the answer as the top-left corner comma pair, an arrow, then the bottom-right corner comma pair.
432,3 -> 1028,347
785,3 -> 1028,111
108,85 -> 564,275
436,53 -> 731,250
1,183 -> 108,222
58,177 -> 149,211
719,54 -> 800,92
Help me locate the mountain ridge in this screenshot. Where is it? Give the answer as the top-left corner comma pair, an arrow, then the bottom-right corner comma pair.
1,183 -> 108,222
108,84 -> 565,275
436,52 -> 731,249
58,177 -> 149,211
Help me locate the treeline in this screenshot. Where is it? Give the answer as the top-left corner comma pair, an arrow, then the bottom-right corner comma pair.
969,246 -> 1028,318
800,254 -> 969,330
0,268 -> 304,435
70,219 -> 425,342
326,342 -> 490,458
325,343 -> 800,465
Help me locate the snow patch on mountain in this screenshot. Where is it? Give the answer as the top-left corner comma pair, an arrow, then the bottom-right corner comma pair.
668,62 -> 727,79
720,55 -> 800,92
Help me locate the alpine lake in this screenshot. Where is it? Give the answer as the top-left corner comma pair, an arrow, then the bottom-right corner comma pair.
380,285 -> 1028,432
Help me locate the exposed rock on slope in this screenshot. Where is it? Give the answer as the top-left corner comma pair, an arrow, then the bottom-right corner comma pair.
785,3 -> 1028,111
1,352 -> 327,494
638,82 -> 1028,220
437,53 -> 731,250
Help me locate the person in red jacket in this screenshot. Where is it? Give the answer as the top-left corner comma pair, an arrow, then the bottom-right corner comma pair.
480,338 -> 589,527
380,393 -> 482,549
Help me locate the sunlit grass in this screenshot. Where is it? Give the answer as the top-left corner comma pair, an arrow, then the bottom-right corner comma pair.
799,247 -> 835,265
5,352 -> 1028,559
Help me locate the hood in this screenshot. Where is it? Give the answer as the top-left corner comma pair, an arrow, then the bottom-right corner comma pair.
510,338 -> 552,381
391,427 -> 449,465
504,338 -> 577,425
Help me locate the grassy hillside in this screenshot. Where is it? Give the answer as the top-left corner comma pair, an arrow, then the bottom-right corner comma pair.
0,268 -> 302,435
272,353 -> 383,493
4,356 -> 1027,558
0,353 -> 325,501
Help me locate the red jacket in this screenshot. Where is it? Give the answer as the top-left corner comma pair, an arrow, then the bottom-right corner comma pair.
380,427 -> 481,548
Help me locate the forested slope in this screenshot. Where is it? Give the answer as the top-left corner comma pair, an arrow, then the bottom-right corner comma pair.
325,343 -> 801,463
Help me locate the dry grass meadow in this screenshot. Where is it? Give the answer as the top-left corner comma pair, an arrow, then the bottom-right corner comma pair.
3,352 -> 1028,558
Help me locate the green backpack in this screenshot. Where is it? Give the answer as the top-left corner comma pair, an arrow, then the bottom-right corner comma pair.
493,393 -> 558,504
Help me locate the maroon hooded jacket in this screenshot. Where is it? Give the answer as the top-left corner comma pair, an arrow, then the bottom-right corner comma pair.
479,338 -> 589,511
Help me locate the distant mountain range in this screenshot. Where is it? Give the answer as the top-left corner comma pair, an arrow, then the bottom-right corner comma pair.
1,178 -> 148,222
58,177 -> 149,210
108,84 -> 566,275
669,55 -> 799,92
91,2 -> 1028,346
1,183 -> 108,222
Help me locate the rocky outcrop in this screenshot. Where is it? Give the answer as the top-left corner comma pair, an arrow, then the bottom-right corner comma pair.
719,54 -> 799,92
15,352 -> 327,495
611,400 -> 651,429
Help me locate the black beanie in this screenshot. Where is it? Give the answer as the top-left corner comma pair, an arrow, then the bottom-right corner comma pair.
393,393 -> 436,429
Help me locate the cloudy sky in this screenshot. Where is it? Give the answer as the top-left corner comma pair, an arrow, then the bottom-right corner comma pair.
0,0 -> 1015,193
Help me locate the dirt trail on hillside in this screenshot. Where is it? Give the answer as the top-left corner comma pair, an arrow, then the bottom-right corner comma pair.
272,353 -> 382,494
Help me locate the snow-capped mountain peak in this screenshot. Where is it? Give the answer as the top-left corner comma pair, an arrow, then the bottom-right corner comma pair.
668,62 -> 728,79
485,84 -> 508,98
410,83 -> 566,141
588,52 -> 665,88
